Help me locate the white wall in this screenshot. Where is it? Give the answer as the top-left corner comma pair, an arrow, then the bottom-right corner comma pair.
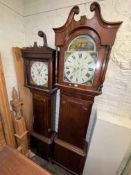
83,117 -> 131,175
0,0 -> 24,16
0,0 -> 25,99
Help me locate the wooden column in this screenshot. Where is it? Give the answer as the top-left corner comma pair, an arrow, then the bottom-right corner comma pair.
0,54 -> 16,147
10,87 -> 29,156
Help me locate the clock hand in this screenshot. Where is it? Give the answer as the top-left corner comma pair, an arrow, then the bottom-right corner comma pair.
39,67 -> 43,75
40,65 -> 44,71
37,65 -> 44,75
37,69 -> 41,75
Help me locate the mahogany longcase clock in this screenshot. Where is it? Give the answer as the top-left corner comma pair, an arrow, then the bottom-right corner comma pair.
53,2 -> 122,175
21,31 -> 57,160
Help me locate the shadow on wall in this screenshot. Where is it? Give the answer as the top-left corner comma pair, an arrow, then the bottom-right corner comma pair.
117,142 -> 131,175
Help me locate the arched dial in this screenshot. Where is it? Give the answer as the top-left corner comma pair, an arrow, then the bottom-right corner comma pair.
31,61 -> 48,86
64,51 -> 96,84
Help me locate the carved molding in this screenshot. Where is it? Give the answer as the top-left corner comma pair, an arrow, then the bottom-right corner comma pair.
10,87 -> 29,156
53,2 -> 122,47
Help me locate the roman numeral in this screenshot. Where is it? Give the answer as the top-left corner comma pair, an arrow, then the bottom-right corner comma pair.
86,73 -> 90,77
78,53 -> 82,58
72,55 -> 76,59
88,61 -> 93,65
66,71 -> 70,75
70,75 -> 73,80
88,68 -> 93,71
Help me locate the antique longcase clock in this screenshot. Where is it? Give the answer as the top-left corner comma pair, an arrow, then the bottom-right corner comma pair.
21,31 -> 57,160
53,2 -> 122,175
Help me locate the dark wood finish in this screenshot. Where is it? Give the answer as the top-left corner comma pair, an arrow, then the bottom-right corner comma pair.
58,94 -> 92,148
30,89 -> 57,159
0,146 -> 52,175
21,31 -> 57,160
22,44 -> 56,91
53,2 -> 122,175
54,142 -> 86,175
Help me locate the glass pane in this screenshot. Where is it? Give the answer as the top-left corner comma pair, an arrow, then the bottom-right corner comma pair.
30,61 -> 48,87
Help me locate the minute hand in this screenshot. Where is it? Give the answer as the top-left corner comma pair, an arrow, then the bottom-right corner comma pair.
39,65 -> 44,74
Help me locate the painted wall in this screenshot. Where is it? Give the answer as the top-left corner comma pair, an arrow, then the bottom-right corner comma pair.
0,0 -> 25,100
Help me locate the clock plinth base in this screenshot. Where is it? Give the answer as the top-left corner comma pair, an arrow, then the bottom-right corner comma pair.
53,138 -> 87,175
30,131 -> 56,161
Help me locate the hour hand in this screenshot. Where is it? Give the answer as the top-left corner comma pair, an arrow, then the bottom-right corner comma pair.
37,69 -> 41,75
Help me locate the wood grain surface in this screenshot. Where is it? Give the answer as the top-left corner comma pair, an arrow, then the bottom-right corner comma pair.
12,47 -> 33,131
0,54 -> 16,147
0,146 -> 52,175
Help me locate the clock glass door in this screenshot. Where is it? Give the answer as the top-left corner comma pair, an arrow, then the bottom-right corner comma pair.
30,61 -> 48,87
63,35 -> 97,85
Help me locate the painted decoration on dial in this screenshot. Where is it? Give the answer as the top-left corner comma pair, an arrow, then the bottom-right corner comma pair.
30,61 -> 48,86
64,51 -> 97,85
64,35 -> 97,85
68,35 -> 96,51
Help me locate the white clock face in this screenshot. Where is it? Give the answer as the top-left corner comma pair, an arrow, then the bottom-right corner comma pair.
64,51 -> 96,84
30,61 -> 48,86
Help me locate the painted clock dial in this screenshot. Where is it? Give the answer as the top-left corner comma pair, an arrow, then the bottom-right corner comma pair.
30,61 -> 48,86
64,51 -> 96,84
63,35 -> 97,85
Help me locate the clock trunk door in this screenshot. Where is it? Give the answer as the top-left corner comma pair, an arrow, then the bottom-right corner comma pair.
58,94 -> 93,149
33,93 -> 51,137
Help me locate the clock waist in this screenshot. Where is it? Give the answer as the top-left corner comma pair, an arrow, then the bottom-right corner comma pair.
55,83 -> 101,97
26,84 -> 58,94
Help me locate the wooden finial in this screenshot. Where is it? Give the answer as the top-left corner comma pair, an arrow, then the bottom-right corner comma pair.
33,42 -> 38,48
10,87 -> 29,156
12,87 -> 18,100
38,31 -> 48,47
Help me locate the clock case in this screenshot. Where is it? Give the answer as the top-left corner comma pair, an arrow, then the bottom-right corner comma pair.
53,2 -> 122,175
21,32 -> 57,160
